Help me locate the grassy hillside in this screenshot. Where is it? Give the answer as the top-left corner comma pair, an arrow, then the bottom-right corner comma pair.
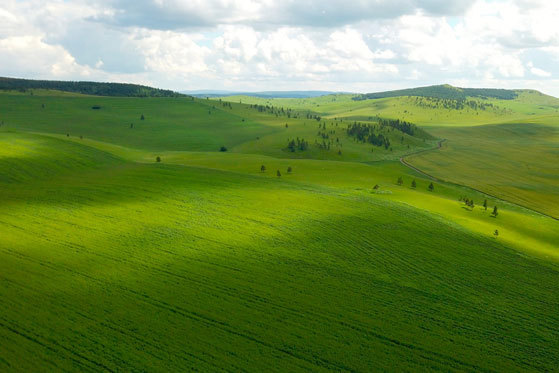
1,88 -> 558,371
354,84 -> 519,101
1,131 -> 558,372
220,91 -> 559,217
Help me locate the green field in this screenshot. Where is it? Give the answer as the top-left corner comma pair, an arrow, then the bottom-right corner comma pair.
1,88 -> 558,371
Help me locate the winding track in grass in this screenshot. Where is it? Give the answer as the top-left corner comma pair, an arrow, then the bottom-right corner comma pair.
400,138 -> 559,221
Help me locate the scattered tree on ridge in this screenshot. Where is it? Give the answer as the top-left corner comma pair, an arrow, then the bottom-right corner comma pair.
428,182 -> 434,191
397,176 -> 403,186
492,206 -> 499,217
277,170 -> 281,177
156,156 -> 161,163
140,114 -> 145,120
287,166 -> 292,173
411,179 -> 416,188
483,199 -> 488,210
494,229 -> 499,237
220,146 -> 227,152
260,165 -> 266,172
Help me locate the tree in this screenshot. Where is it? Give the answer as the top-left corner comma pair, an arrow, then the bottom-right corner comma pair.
140,114 -> 145,120
130,123 -> 134,128
411,179 -> 416,188
428,182 -> 434,191
494,229 -> 499,237
287,166 -> 292,173
220,146 -> 227,152
156,156 -> 161,163
492,206 -> 498,217
373,184 -> 380,190
260,165 -> 266,172
483,199 -> 488,210
277,170 -> 281,177
397,176 -> 403,186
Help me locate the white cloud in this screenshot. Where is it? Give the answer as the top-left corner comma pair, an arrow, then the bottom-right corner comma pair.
0,0 -> 559,94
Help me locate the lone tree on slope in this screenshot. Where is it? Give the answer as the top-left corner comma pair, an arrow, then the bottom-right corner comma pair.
428,182 -> 434,191
156,156 -> 161,163
483,199 -> 488,210
397,176 -> 403,186
141,114 -> 145,120
492,206 -> 499,217
287,166 -> 292,173
277,170 -> 281,177
494,229 -> 499,237
260,165 -> 266,172
411,179 -> 416,188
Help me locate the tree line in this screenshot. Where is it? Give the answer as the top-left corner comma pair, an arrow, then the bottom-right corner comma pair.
0,77 -> 183,97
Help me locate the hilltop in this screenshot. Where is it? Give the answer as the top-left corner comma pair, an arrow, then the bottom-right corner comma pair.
353,84 -> 558,101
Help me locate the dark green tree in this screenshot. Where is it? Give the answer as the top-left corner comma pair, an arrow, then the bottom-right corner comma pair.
494,229 -> 499,237
140,114 -> 145,120
260,165 -> 266,172
287,166 -> 292,173
156,156 -> 161,163
411,179 -> 416,188
397,176 -> 403,186
483,199 -> 488,210
277,170 -> 281,177
428,182 -> 434,191
220,146 -> 227,152
492,206 -> 498,217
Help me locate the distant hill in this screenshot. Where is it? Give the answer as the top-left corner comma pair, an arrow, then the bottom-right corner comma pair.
0,77 -> 183,97
354,84 -> 520,101
183,90 -> 340,99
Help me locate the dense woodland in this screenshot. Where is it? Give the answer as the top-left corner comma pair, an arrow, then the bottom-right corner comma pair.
0,77 -> 184,97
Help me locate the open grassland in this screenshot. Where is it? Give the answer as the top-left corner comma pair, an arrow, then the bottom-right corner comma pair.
1,131 -> 558,372
221,92 -> 559,219
1,89 -> 559,371
407,121 -> 559,218
222,90 -> 559,127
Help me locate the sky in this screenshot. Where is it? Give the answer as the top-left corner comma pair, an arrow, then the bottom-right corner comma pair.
1,0 -> 558,95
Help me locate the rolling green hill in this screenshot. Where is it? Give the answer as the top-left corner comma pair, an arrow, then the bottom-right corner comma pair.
1,86 -> 558,371
354,84 -> 519,101
0,76 -> 183,97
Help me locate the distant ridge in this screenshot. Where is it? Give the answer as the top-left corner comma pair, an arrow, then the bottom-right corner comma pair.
354,84 -> 520,101
0,76 -> 183,97
182,90 -> 341,99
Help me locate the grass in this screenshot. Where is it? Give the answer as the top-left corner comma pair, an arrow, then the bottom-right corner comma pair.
407,122 -> 559,218
1,90 -> 558,371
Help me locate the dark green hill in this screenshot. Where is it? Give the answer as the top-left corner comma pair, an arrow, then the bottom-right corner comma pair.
0,76 -> 183,98
354,84 -> 518,101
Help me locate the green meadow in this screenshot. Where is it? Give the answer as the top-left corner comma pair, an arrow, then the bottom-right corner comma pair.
1,88 -> 558,371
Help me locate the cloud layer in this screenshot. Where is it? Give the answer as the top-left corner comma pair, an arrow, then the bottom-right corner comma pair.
0,0 -> 558,94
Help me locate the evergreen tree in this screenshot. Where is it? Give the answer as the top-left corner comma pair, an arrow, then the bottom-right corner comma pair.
156,156 -> 161,163
494,229 -> 499,237
141,114 -> 145,120
397,176 -> 403,186
492,206 -> 498,217
428,182 -> 434,191
411,180 -> 416,188
277,170 -> 281,177
287,166 -> 292,173
483,199 -> 488,210
260,165 -> 266,172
